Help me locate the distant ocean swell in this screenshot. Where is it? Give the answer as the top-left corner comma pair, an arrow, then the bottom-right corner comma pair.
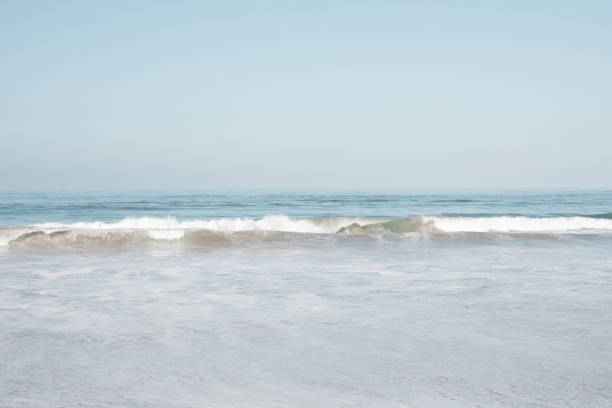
2,215 -> 612,249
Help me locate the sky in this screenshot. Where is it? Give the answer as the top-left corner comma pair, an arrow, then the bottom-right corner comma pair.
1,0 -> 610,190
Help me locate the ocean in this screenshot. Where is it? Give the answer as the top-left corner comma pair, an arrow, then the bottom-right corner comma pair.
1,190 -> 611,407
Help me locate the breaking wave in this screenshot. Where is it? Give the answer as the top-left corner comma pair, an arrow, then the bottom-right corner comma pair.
2,215 -> 612,249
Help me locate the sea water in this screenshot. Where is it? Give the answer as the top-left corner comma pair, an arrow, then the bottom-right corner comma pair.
1,190 -> 611,407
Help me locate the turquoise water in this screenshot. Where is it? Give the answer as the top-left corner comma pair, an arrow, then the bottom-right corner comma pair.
1,190 -> 611,225
1,190 -> 611,407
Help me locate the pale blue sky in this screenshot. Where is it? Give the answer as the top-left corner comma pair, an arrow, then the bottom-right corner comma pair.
1,1 -> 610,189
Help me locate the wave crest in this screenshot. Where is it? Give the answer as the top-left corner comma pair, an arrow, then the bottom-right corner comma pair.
2,215 -> 612,249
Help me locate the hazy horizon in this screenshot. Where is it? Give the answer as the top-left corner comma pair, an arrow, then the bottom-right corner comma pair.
1,1 -> 610,190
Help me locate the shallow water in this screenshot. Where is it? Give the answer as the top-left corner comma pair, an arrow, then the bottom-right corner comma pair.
1,191 -> 611,407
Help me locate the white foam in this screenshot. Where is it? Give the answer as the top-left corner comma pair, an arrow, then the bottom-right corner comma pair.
425,216 -> 612,232
147,229 -> 185,240
0,215 -> 608,248
32,215 -> 374,235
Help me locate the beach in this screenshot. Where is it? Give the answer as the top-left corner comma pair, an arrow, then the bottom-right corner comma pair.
1,191 -> 611,407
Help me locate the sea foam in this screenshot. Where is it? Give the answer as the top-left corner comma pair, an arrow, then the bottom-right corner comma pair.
2,215 -> 612,248
31,215 -> 612,233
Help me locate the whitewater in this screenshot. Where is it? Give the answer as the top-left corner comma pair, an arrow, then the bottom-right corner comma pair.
3,214 -> 612,249
1,191 -> 611,407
